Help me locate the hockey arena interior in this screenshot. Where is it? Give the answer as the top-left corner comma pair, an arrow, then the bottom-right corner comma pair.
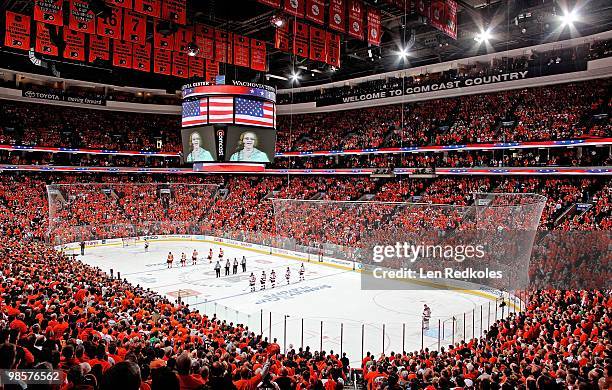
0,0 -> 611,389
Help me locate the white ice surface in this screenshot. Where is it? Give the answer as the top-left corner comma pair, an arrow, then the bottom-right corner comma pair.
79,241 -> 499,365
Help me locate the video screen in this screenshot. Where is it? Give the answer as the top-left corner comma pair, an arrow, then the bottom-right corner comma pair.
181,126 -> 217,163
224,126 -> 276,163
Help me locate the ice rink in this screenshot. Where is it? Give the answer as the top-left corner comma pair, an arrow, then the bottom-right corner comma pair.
78,240 -> 508,364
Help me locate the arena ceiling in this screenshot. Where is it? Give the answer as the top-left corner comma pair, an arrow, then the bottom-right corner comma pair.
2,0 -> 612,89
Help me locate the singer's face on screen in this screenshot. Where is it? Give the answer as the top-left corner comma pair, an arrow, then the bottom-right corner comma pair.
190,132 -> 202,150
241,132 -> 257,150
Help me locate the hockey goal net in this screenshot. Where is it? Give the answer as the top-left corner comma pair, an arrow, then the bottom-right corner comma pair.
121,237 -> 138,247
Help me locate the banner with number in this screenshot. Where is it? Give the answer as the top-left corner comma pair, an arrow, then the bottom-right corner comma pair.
34,0 -> 63,26
306,0 -> 325,24
205,59 -> 219,83
174,27 -> 193,53
63,29 -> 86,61
293,21 -> 309,57
133,43 -> 151,71
188,56 -> 205,77
97,6 -> 122,39
367,7 -> 381,45
35,23 -> 59,56
325,31 -> 340,68
430,0 -> 458,39
154,23 -> 174,50
274,22 -> 291,52
250,39 -> 267,71
283,0 -> 305,17
68,0 -> 95,34
113,40 -> 133,68
172,51 -> 188,77
4,11 -> 31,51
258,0 -> 281,7
89,35 -> 110,62
309,26 -> 326,62
329,0 -> 346,32
134,0 -> 161,17
153,48 -> 172,75
215,30 -> 232,64
122,10 -> 147,44
348,0 -> 364,40
162,0 -> 187,25
194,24 -> 214,60
233,35 -> 250,68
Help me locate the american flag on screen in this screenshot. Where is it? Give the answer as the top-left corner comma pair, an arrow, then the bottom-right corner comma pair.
208,96 -> 234,123
182,99 -> 207,127
235,98 -> 275,128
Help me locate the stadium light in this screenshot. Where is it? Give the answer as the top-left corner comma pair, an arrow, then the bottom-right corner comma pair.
560,9 -> 578,27
290,72 -> 300,82
397,47 -> 409,60
474,28 -> 492,43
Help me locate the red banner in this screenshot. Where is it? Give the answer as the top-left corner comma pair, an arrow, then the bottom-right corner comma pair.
215,30 -> 232,64
328,0 -> 345,33
35,23 -> 59,56
172,52 -> 188,77
309,26 -> 326,62
162,0 -> 187,25
250,39 -> 267,71
188,56 -> 204,78
444,0 -> 457,39
174,27 -> 193,53
305,0 -> 325,24
258,0 -> 281,7
293,21 -> 309,58
274,22 -> 291,52
122,10 -> 147,44
133,43 -> 151,71
366,7 -> 381,46
4,11 -> 31,51
97,6 -> 122,39
134,0 -> 161,17
107,0 -> 133,9
348,0 -> 364,40
233,35 -> 250,68
63,29 -> 85,61
68,0 -> 95,34
283,0 -> 305,17
34,0 -> 63,26
89,35 -> 110,62
153,48 -> 172,75
194,24 -> 214,60
113,41 -> 133,68
414,0 -> 430,19
325,31 -> 340,68
154,23 -> 174,50
205,59 -> 219,84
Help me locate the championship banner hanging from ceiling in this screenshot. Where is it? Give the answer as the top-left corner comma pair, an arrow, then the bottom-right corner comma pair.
215,30 -> 232,64
132,43 -> 151,71
174,27 -> 193,53
97,5 -> 122,39
414,0 -> 430,20
250,39 -> 267,71
274,22 -> 291,52
154,23 -> 174,50
113,40 -> 133,68
188,56 -> 205,78
63,29 -> 86,61
194,24 -> 215,60
366,7 -> 381,46
348,0 -> 364,40
205,59 -> 219,83
293,20 -> 309,57
4,11 -> 31,51
309,26 -> 326,62
283,0 -> 305,18
162,0 -> 187,25
134,0 -> 161,18
123,10 -> 147,44
305,0 -> 325,25
233,35 -> 251,68
172,51 -> 189,78
89,35 -> 110,62
34,0 -> 63,26
68,0 -> 95,34
153,48 -> 172,75
328,0 -> 346,33
35,23 -> 59,56
107,0 -> 133,9
325,31 -> 341,68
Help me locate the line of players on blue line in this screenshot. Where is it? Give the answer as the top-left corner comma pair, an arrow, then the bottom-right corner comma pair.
161,244 -> 306,292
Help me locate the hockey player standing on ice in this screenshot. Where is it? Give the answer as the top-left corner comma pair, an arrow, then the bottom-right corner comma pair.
299,263 -> 305,281
241,256 -> 247,272
285,267 -> 291,285
166,252 -> 174,268
260,271 -> 266,290
144,238 -> 149,253
219,248 -> 224,260
208,248 -> 213,263
180,252 -> 187,267
249,272 -> 256,292
224,259 -> 230,276
270,270 -> 276,288
232,258 -> 238,274
192,249 -> 198,265
214,260 -> 221,278
423,304 -> 432,330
